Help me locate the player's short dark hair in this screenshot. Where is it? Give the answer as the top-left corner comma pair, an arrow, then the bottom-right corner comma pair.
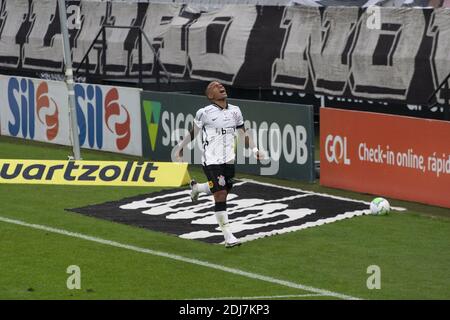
205,81 -> 219,99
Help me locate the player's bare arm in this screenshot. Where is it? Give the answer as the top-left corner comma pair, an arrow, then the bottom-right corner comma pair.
175,125 -> 200,162
237,126 -> 265,161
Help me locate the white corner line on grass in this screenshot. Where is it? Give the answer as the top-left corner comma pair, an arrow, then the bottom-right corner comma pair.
0,215 -> 362,301
239,178 -> 407,212
192,293 -> 325,300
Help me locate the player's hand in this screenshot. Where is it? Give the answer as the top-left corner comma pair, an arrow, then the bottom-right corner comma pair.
253,147 -> 266,161
174,146 -> 184,162
256,150 -> 266,160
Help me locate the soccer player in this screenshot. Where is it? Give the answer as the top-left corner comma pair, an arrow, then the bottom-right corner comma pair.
175,81 -> 263,248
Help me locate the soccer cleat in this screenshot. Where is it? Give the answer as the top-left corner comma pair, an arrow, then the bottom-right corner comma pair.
225,240 -> 241,248
190,179 -> 200,202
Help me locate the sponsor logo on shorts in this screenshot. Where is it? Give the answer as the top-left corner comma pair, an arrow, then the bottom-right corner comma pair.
217,175 -> 226,186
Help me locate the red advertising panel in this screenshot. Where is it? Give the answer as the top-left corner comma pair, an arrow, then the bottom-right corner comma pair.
320,108 -> 450,208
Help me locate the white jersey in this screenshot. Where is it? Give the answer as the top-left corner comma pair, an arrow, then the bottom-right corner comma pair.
194,102 -> 244,166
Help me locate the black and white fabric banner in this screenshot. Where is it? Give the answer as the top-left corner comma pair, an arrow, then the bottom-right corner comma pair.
292,0 -> 450,7
68,180 -> 378,244
1,0 -> 450,104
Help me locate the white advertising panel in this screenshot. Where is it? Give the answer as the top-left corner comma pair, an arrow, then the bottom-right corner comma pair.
0,75 -> 142,156
0,75 -> 71,146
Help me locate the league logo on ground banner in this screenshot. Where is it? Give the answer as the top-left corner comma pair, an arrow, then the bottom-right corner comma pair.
67,180 -> 394,244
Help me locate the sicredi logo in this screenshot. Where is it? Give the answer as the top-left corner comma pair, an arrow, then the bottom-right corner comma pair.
74,85 -> 131,150
325,135 -> 351,165
156,109 -> 309,165
143,100 -> 162,151
7,77 -> 59,141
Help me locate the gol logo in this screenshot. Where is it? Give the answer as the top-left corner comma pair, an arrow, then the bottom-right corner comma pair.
325,135 -> 351,165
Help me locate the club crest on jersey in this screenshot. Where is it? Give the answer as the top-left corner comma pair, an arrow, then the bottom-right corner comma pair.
208,180 -> 214,189
217,175 -> 226,186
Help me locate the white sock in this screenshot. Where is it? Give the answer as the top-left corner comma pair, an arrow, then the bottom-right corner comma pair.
197,182 -> 212,195
214,211 -> 236,243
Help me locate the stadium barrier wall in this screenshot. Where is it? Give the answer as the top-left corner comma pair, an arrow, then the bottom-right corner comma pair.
141,91 -> 315,182
320,107 -> 450,208
0,74 -> 143,156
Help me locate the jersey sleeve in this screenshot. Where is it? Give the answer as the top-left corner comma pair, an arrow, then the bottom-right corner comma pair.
235,108 -> 244,129
194,108 -> 205,128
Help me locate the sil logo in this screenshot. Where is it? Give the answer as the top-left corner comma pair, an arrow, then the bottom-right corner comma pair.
104,88 -> 131,151
75,84 -> 131,151
7,78 -> 59,141
325,134 -> 351,165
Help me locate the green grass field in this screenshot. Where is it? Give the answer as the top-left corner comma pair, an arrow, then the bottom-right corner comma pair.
0,136 -> 449,300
